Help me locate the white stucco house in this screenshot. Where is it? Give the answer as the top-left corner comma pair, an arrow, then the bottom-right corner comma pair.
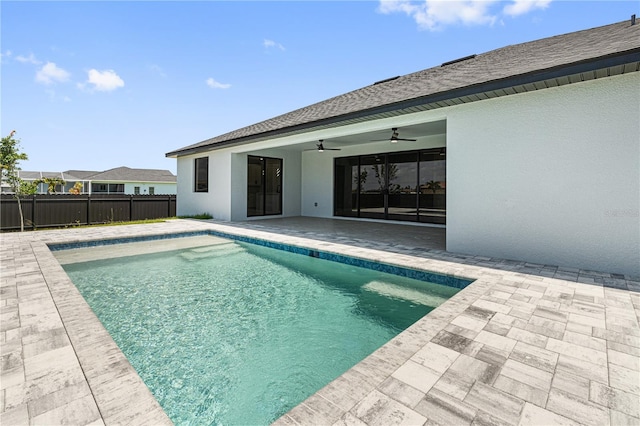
167,18 -> 640,277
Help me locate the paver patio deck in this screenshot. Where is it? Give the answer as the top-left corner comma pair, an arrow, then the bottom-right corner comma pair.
1,218 -> 638,425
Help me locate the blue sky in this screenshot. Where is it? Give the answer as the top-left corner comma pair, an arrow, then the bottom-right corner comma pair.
1,1 -> 636,174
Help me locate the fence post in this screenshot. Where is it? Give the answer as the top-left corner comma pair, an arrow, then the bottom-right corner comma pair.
129,195 -> 134,221
87,195 -> 91,225
31,195 -> 36,230
168,196 -> 172,218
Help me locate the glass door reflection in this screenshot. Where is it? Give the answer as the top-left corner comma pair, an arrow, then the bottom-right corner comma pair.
419,150 -> 446,224
359,155 -> 386,219
387,152 -> 419,222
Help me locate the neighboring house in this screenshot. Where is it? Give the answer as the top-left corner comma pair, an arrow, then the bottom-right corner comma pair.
166,18 -> 640,276
8,167 -> 177,195
79,167 -> 177,195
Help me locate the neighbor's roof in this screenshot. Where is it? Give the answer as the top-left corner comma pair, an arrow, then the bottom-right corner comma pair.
64,170 -> 101,180
19,167 -> 176,183
167,18 -> 640,158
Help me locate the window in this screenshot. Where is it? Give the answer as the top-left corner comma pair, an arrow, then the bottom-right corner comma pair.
91,183 -> 124,193
149,187 -> 155,195
134,186 -> 140,195
109,184 -> 124,193
92,183 -> 108,193
194,157 -> 209,192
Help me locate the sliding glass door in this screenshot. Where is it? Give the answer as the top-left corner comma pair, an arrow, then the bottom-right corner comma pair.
247,156 -> 282,217
334,148 -> 446,224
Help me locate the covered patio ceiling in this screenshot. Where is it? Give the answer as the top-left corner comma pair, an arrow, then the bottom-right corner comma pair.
232,119 -> 447,154
294,120 -> 447,153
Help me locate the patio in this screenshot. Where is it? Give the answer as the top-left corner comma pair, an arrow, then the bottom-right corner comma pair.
1,217 -> 638,425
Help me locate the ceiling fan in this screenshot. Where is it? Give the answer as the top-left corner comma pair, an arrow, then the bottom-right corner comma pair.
304,140 -> 341,152
371,128 -> 417,143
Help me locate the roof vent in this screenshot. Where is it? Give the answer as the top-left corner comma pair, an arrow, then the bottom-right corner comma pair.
373,76 -> 400,85
632,14 -> 636,25
441,54 -> 476,67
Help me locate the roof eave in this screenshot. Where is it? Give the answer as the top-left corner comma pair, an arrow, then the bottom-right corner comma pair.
166,47 -> 640,158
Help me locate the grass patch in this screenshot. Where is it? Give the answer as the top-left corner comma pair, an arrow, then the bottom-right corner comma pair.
177,213 -> 213,219
5,214 -> 214,232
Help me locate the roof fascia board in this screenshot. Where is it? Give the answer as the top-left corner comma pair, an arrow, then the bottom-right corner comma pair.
166,48 -> 640,158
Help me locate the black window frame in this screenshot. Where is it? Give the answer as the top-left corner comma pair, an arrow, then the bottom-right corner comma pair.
194,157 -> 209,193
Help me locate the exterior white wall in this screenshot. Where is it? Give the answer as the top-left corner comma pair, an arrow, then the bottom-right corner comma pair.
123,183 -> 176,195
176,151 -> 232,219
447,73 -> 640,276
176,147 -> 301,221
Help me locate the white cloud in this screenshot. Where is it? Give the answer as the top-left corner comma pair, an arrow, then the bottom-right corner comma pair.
264,39 -> 285,51
378,0 -> 551,30
16,53 -> 41,64
35,62 -> 70,84
85,69 -> 125,92
0,50 -> 12,64
206,77 -> 231,89
503,0 -> 551,17
149,64 -> 167,78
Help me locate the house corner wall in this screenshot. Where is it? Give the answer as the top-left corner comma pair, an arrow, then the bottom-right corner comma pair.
447,73 -> 640,276
176,152 -> 232,220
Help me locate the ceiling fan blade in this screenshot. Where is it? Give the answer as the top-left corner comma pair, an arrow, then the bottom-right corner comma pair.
371,127 -> 417,142
305,140 -> 342,151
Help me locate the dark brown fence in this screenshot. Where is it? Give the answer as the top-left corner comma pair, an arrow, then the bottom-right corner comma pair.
1,194 -> 176,231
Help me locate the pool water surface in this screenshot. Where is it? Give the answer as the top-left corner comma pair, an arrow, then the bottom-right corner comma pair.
60,236 -> 461,425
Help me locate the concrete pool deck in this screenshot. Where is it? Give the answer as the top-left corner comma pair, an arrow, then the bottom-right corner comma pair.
1,218 -> 638,425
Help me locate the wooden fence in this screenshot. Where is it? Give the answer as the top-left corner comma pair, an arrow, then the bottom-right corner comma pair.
0,194 -> 177,231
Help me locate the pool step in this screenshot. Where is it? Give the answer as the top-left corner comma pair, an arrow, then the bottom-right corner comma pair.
362,280 -> 449,307
179,243 -> 246,261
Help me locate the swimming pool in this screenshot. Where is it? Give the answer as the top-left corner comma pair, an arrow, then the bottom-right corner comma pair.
57,234 -> 471,425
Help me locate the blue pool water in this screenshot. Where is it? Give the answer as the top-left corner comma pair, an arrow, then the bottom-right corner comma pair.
62,237 -> 463,425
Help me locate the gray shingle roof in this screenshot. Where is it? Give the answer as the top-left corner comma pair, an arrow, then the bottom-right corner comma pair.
63,170 -> 101,180
167,19 -> 640,157
88,167 -> 176,182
